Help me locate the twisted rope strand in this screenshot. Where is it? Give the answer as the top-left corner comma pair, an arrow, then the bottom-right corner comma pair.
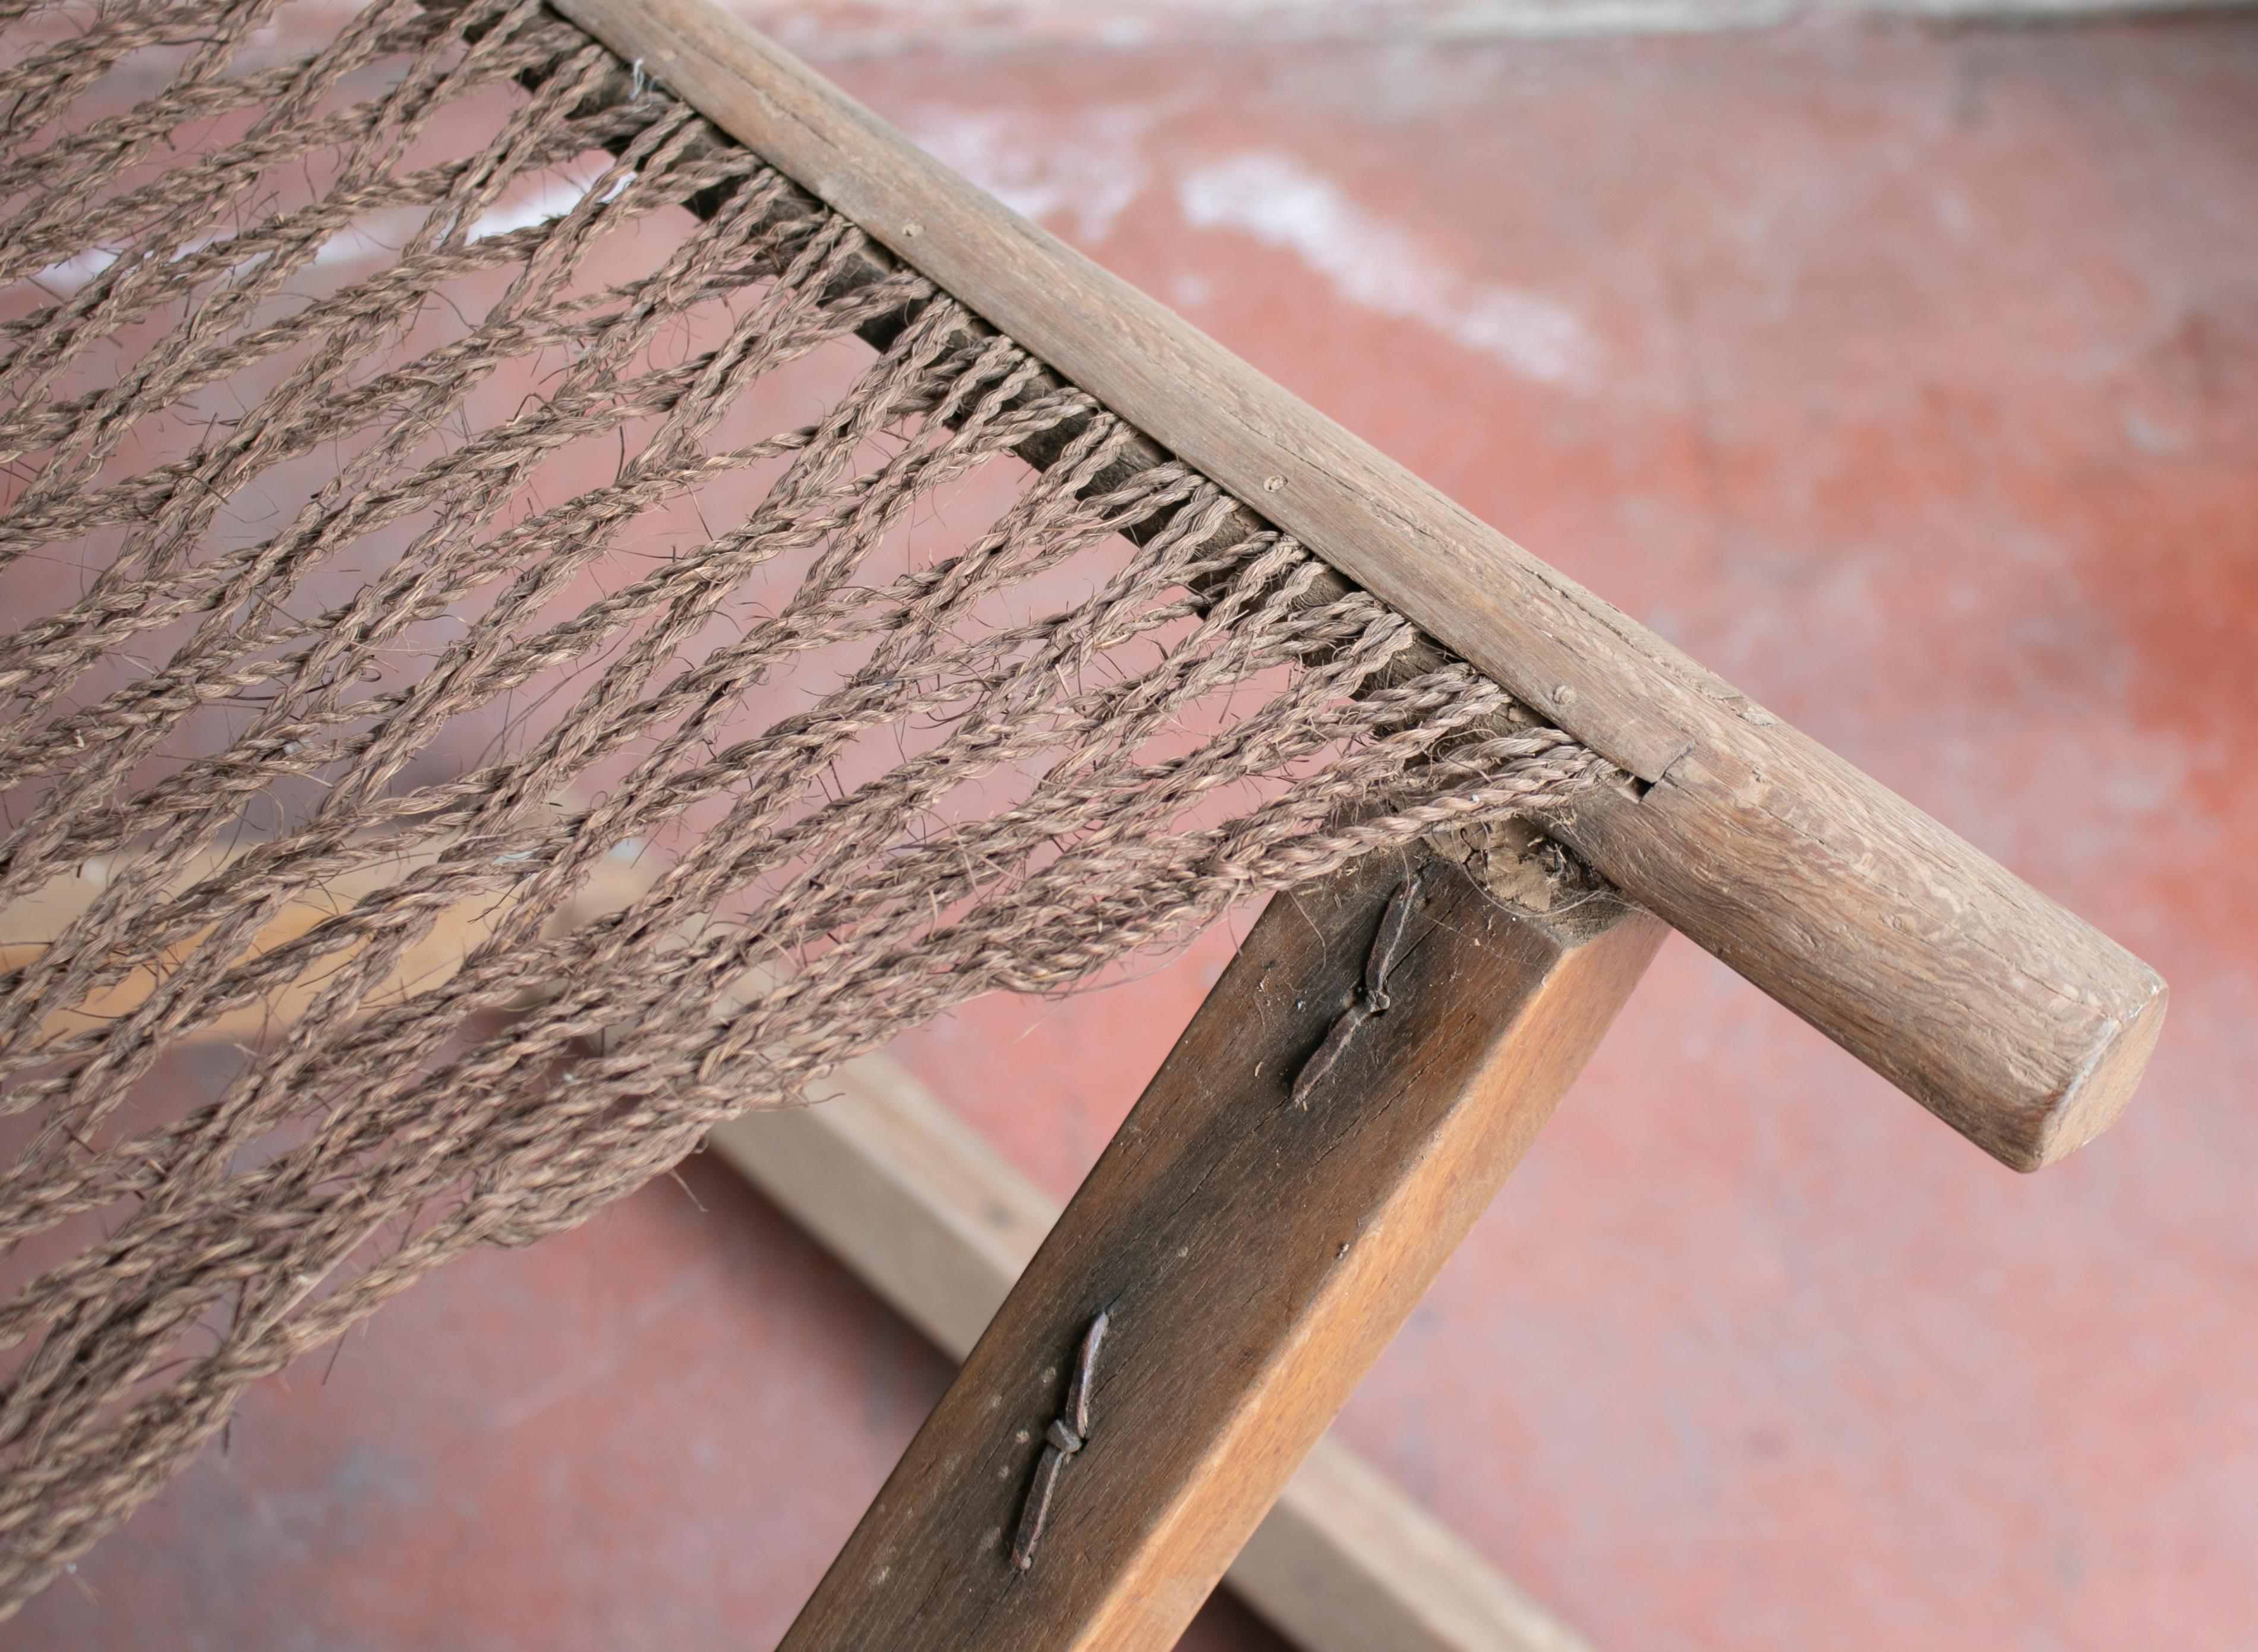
0,0 -> 1620,1613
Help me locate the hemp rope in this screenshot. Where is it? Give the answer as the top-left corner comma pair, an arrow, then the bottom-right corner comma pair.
0,0 -> 1616,1612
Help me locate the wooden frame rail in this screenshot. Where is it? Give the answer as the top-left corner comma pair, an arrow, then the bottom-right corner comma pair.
550,0 -> 2164,1171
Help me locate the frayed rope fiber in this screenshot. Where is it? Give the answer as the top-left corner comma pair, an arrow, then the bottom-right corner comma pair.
0,0 -> 1613,1612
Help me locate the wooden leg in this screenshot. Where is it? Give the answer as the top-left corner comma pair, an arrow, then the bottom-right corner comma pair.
778,845 -> 1665,1651
709,1052 -> 1598,1652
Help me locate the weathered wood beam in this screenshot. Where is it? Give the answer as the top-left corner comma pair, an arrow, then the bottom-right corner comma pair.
708,1055 -> 1597,1652
548,0 -> 2165,1171
776,844 -> 1664,1650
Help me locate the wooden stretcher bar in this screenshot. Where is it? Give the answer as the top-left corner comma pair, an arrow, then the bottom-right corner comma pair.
551,0 -> 2164,1172
708,1056 -> 1597,1652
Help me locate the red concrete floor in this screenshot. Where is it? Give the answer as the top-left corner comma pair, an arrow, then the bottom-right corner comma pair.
11,10 -> 2258,1650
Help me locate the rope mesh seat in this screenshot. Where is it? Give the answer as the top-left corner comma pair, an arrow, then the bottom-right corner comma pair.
0,0 -> 1614,1612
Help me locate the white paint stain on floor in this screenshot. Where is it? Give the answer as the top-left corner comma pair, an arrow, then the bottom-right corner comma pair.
903,106 -> 1155,245
882,113 -> 1603,390
1178,150 -> 1603,387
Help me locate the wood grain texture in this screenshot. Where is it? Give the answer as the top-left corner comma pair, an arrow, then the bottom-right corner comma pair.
548,0 -> 2165,1169
708,1058 -> 1595,1652
775,847 -> 1664,1651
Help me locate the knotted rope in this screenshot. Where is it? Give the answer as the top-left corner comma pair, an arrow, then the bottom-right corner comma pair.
0,0 -> 1613,1611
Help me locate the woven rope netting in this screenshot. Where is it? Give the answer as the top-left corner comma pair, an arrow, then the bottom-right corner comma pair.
0,0 -> 1612,1612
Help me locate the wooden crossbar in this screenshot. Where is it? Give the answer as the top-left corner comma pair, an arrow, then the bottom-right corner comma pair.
553,0 -> 2164,1171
